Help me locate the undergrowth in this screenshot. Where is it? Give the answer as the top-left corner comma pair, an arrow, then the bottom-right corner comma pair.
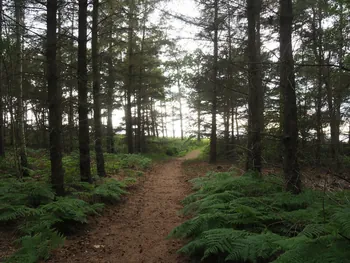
0,177 -> 129,262
0,150 -> 152,263
169,171 -> 350,263
0,137 -> 204,262
146,137 -> 208,158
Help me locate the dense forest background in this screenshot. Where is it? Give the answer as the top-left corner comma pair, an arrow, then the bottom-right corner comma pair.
1,0 -> 350,262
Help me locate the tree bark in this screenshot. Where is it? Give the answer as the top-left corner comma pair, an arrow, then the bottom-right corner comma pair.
136,12 -> 146,153
106,52 -> 115,153
209,0 -> 218,164
47,0 -> 64,196
125,0 -> 134,154
311,6 -> 323,165
78,0 -> 92,183
164,102 -> 168,138
68,3 -> 75,153
15,0 -> 28,177
246,0 -> 263,172
279,0 -> 301,194
161,101 -> 165,138
235,107 -> 239,141
150,98 -> 156,137
224,99 -> 230,156
0,0 -> 4,157
177,67 -> 184,140
172,102 -> 175,138
92,0 -> 106,177
197,98 -> 201,141
231,100 -> 235,147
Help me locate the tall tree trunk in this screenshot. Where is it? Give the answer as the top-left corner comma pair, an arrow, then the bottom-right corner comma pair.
235,107 -> 239,142
150,99 -> 156,137
47,0 -> 64,195
311,6 -> 323,165
332,3 -> 344,170
0,0 -> 4,157
68,3 -> 75,153
228,17 -> 234,154
146,106 -> 151,136
246,0 -> 263,172
106,43 -> 115,153
325,65 -> 338,164
224,99 -> 230,156
279,0 -> 301,194
197,98 -> 201,141
136,13 -> 146,153
15,0 -> 28,177
161,101 -> 165,138
40,109 -> 47,148
209,0 -> 218,164
164,102 -> 168,138
92,0 -> 105,177
177,68 -> 184,140
231,100 -> 235,146
125,0 -> 134,154
172,102 -> 175,138
78,0 -> 91,183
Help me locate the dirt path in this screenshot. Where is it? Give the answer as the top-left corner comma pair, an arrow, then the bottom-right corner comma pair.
48,151 -> 200,263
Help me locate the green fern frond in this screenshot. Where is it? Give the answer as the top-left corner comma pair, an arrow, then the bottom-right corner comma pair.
225,232 -> 284,262
273,236 -> 350,263
332,207 -> 350,237
93,178 -> 128,203
0,204 -> 38,222
170,171 -> 350,263
39,197 -> 104,224
6,229 -> 65,263
298,224 -> 331,238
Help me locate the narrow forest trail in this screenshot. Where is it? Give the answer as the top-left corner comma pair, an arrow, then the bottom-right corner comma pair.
48,150 -> 201,263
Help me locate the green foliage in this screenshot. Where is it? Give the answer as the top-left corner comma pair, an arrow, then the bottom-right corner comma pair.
0,179 -> 55,222
0,164 -> 130,263
93,179 -> 128,203
0,138 -> 192,262
6,230 -> 65,263
145,137 -> 208,158
118,154 -> 152,170
103,153 -> 152,176
2,193 -> 104,263
169,172 -> 350,262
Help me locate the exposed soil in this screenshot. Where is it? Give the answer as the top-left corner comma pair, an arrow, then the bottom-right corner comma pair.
47,150 -> 202,263
0,225 -> 16,261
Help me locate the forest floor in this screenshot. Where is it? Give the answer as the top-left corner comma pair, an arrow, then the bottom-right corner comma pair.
47,150 -> 203,263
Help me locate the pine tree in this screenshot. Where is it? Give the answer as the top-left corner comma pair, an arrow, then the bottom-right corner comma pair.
47,0 -> 64,195
78,0 -> 92,183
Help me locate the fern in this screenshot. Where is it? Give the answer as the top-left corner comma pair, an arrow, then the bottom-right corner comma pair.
0,179 -> 54,207
0,204 -> 38,222
170,171 -> 350,263
178,228 -> 285,262
6,229 -> 65,263
332,207 -> 350,237
39,197 -> 104,224
273,236 -> 350,263
93,178 -> 128,203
